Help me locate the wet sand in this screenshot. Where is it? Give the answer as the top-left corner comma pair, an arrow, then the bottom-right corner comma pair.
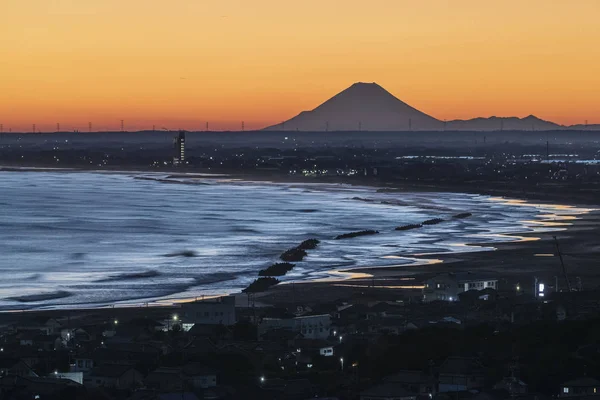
255,207 -> 600,307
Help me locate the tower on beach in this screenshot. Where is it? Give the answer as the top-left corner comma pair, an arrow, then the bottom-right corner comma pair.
173,130 -> 186,165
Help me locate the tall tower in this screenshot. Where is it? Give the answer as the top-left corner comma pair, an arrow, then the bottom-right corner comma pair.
173,130 -> 186,165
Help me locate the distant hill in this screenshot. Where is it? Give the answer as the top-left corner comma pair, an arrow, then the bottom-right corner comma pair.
446,115 -> 562,131
263,82 -> 586,132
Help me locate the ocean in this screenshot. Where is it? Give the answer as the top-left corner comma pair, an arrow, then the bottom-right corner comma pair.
0,171 -> 589,310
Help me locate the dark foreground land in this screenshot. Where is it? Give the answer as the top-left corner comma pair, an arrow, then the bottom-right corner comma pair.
1,130 -> 600,399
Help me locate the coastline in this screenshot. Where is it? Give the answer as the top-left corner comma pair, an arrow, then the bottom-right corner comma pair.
1,166 -> 598,314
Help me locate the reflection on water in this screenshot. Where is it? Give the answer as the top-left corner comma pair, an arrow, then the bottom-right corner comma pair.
0,171 -> 592,310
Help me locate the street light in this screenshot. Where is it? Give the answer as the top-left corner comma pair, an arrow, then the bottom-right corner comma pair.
340,357 -> 344,371
173,314 -> 178,322
113,319 -> 118,325
339,336 -> 343,343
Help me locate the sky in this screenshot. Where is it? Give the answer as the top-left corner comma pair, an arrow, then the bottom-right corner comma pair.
1,0 -> 599,131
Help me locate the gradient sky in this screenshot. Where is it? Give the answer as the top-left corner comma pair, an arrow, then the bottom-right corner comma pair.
1,0 -> 599,131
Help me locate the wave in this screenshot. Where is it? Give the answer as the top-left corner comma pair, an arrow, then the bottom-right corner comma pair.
97,270 -> 162,282
8,290 -> 72,303
163,250 -> 197,257
231,227 -> 261,234
194,273 -> 237,285
352,196 -> 454,212
134,176 -> 209,185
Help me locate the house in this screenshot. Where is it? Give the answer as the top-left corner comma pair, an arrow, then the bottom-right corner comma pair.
294,338 -> 335,357
34,334 -> 62,351
86,365 -> 144,390
493,377 -> 528,395
182,363 -> 217,389
184,337 -> 218,356
560,377 -> 600,397
145,367 -> 182,391
0,357 -> 38,377
423,273 -> 498,302
182,296 -> 236,326
361,382 -> 419,400
384,370 -> 437,396
438,357 -> 485,392
15,318 -> 63,335
259,314 -> 331,339
0,376 -> 83,399
18,330 -> 41,346
70,355 -> 94,373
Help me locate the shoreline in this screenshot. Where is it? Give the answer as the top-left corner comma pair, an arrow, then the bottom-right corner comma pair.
1,166 -> 598,314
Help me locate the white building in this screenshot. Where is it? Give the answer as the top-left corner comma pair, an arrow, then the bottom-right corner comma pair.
181,296 -> 236,326
423,273 -> 498,302
259,314 -> 331,340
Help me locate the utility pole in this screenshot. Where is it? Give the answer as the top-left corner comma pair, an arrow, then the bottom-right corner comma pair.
57,123 -> 60,132
554,236 -> 572,292
206,122 -> 209,132
120,120 -> 124,132
242,121 -> 245,132
89,122 -> 92,133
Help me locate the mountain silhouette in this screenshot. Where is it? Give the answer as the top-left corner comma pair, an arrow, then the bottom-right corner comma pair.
446,115 -> 561,131
263,82 -> 566,132
264,82 -> 443,131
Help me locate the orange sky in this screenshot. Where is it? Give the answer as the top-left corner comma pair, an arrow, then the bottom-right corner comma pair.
1,0 -> 599,131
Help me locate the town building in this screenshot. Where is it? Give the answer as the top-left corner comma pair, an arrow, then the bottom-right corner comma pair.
438,357 -> 485,392
181,296 -> 236,326
560,377 -> 600,397
259,314 -> 331,340
423,273 -> 498,302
